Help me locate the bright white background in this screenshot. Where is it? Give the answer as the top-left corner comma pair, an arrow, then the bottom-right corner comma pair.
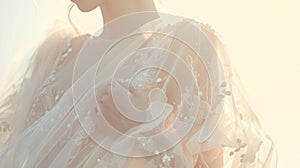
1,0 -> 299,167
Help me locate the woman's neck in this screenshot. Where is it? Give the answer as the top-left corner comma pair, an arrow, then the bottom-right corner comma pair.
98,0 -> 160,38
100,0 -> 159,24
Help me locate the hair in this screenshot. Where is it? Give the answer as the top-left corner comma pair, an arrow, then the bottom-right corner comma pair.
67,3 -> 83,36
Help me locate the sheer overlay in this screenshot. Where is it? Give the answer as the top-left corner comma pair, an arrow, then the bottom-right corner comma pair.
0,14 -> 276,167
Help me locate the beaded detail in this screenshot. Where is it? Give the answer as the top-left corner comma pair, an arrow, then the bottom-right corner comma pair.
26,36 -> 73,127
0,121 -> 11,133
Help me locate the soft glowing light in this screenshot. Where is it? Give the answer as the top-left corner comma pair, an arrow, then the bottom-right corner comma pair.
1,0 -> 299,166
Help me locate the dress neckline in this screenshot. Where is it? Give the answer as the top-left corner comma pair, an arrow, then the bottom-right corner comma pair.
92,16 -> 162,41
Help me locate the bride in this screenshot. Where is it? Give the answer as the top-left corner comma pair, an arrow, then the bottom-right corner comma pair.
0,0 -> 276,167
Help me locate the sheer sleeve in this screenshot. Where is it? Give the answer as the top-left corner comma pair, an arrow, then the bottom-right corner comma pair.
0,28 -> 78,152
185,19 -> 277,167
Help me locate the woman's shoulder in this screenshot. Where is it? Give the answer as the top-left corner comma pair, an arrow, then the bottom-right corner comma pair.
37,28 -> 89,57
31,28 -> 90,74
168,16 -> 224,47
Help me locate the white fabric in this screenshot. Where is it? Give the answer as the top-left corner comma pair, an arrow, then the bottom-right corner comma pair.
0,15 -> 276,167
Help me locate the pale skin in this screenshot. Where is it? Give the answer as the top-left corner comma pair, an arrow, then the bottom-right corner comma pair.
71,0 -> 160,36
71,0 -> 224,167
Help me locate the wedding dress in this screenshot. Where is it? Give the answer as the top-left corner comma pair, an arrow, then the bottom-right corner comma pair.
0,13 -> 276,167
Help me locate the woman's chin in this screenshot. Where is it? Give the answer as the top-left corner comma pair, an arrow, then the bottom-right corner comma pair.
72,2 -> 97,12
77,7 -> 94,12
78,6 -> 96,12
